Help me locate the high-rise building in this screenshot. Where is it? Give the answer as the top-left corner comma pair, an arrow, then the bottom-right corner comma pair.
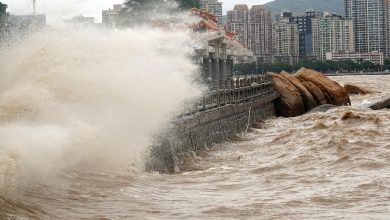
344,0 -> 386,55
312,13 -> 354,60
384,0 -> 390,57
226,5 -> 249,47
273,16 -> 300,65
292,10 -> 323,58
248,5 -> 273,63
200,0 -> 223,26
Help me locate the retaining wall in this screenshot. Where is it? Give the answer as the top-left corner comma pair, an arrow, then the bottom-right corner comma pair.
147,93 -> 279,173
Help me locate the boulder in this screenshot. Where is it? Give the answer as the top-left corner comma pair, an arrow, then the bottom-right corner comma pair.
300,80 -> 328,105
344,83 -> 376,95
296,68 -> 351,106
369,96 -> 390,110
269,73 -> 306,117
280,71 -> 318,111
307,104 -> 337,114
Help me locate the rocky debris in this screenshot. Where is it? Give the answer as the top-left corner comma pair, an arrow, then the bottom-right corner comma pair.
280,71 -> 317,111
344,83 -> 376,95
369,96 -> 390,110
296,68 -> 351,106
269,73 -> 306,117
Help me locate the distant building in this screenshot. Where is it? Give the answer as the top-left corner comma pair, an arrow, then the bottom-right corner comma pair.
9,14 -> 46,33
273,16 -> 300,65
326,51 -> 384,65
248,5 -> 273,63
199,0 -> 223,26
385,0 -> 390,57
226,4 -> 249,47
69,15 -> 94,28
312,13 -> 354,60
344,0 -> 386,56
102,4 -> 123,27
291,10 -> 322,58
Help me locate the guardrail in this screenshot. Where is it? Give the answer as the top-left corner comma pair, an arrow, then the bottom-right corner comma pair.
181,74 -> 274,117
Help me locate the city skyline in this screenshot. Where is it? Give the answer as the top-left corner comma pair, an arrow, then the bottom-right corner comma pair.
2,0 -> 273,24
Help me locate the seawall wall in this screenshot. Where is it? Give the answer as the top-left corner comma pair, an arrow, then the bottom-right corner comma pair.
147,92 -> 279,173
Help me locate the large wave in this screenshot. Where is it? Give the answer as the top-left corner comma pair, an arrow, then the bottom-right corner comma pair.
0,27 -> 201,192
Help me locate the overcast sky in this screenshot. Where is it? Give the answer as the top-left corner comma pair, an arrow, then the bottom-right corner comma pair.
2,0 -> 273,23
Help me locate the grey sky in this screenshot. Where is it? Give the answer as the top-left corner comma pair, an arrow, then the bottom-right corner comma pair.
3,0 -> 273,23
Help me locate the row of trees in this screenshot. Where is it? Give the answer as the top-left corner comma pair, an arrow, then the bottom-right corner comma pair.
234,59 -> 390,75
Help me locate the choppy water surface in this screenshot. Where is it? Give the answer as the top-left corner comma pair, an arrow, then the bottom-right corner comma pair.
0,31 -> 389,220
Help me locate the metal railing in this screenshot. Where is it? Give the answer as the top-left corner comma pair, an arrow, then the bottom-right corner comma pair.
181,74 -> 275,117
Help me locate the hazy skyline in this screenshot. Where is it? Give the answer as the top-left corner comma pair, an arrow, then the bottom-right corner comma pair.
2,0 -> 273,23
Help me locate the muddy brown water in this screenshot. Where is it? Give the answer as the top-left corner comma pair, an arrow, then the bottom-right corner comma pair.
1,75 -> 390,219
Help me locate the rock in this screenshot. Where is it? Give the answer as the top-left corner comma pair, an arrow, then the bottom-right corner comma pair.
369,97 -> 390,110
296,68 -> 351,106
253,122 -> 265,129
300,80 -> 328,105
269,73 -> 306,117
280,71 -> 318,111
344,83 -> 376,95
307,104 -> 337,114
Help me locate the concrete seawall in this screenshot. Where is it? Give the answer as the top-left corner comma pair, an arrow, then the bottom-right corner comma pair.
147,92 -> 279,173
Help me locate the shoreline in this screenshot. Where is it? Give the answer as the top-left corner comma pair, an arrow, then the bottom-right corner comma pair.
325,71 -> 390,76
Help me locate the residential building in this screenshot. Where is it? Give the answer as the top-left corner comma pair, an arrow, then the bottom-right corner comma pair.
226,4 -> 249,47
344,0 -> 386,55
326,51 -> 384,65
384,0 -> 390,57
199,0 -> 223,26
102,4 -> 122,27
292,10 -> 322,58
273,16 -> 300,65
312,13 -> 354,60
248,5 -> 273,63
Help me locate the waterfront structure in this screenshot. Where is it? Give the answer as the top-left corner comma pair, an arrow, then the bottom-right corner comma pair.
199,0 -> 223,26
226,4 -> 249,47
102,4 -> 122,27
273,15 -> 300,65
344,0 -> 386,56
312,13 -> 354,60
248,5 -> 273,63
191,8 -> 253,85
326,51 -> 384,65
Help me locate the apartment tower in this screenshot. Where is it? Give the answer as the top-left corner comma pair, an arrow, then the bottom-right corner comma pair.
226,5 -> 250,47
248,5 -> 273,63
344,0 -> 386,55
200,0 -> 223,26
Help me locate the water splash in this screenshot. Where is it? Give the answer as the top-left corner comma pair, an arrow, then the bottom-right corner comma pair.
0,27 -> 201,191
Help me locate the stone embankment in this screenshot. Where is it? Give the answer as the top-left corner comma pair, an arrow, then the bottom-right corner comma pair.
270,68 -> 351,117
147,75 -> 279,173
